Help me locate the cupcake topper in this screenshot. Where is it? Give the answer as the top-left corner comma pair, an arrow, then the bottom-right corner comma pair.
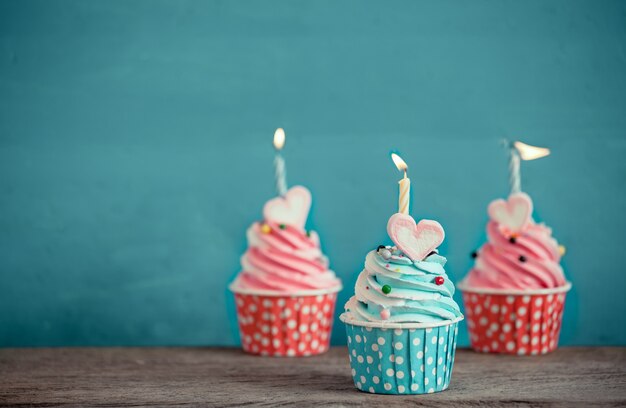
387,213 -> 445,261
263,185 -> 311,230
273,128 -> 287,196
507,140 -> 550,195
488,192 -> 533,233
391,153 -> 410,214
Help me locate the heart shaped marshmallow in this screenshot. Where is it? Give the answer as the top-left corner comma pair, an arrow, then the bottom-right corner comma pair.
387,213 -> 445,261
487,192 -> 533,233
263,186 -> 311,230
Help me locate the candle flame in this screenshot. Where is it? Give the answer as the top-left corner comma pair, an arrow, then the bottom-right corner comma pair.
273,128 -> 285,150
513,141 -> 551,161
391,153 -> 408,173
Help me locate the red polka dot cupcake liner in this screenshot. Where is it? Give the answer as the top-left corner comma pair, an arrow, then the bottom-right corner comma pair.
458,281 -> 572,355
232,287 -> 340,357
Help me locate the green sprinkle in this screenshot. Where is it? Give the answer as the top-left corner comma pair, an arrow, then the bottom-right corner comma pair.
306,231 -> 311,237
382,285 -> 392,294
279,224 -> 286,230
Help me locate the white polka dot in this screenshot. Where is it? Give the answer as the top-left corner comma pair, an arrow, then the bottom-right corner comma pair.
532,336 -> 539,345
293,332 -> 299,340
506,341 -> 515,351
372,344 -> 379,352
395,342 -> 403,350
420,364 -> 424,372
431,336 -> 438,344
432,367 -> 436,375
438,357 -> 443,365
372,375 -> 380,384
261,325 -> 270,333
397,385 -> 405,393
351,368 -> 356,377
369,386 -> 375,393
547,294 -> 554,302
518,307 -> 527,316
439,337 -> 444,345
522,296 -> 530,303
437,377 -> 442,385
426,328 -> 432,333
411,383 -> 418,391
360,375 -> 367,384
311,339 -> 319,349
299,324 -> 308,333
396,370 -> 405,379
273,339 -> 281,348
474,305 -> 482,314
355,335 -> 362,343
396,356 -> 404,364
384,383 -> 392,391
533,311 -> 541,320
522,335 -> 529,344
365,327 -> 372,332
491,304 -> 499,313
357,355 -> 364,363
503,323 -> 511,333
261,338 -> 269,346
413,338 -> 421,346
287,349 -> 295,356
518,348 -> 526,355
310,322 -> 318,332
254,333 -> 261,340
428,387 -> 435,393
506,296 -> 515,304
299,342 -> 306,352
356,381 -> 362,389
424,377 -> 429,385
490,323 -> 499,332
427,357 -> 433,365
366,355 -> 373,364
386,368 -> 394,376
515,320 -> 523,329
532,323 -> 540,332
302,305 -> 310,314
249,304 -> 257,312
287,320 -> 296,329
417,351 -> 423,359
394,329 -> 403,335
377,337 -> 385,345
389,354 -> 395,362
352,349 -> 356,357
535,298 -> 543,307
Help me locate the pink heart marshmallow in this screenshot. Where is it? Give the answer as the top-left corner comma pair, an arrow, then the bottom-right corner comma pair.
387,213 -> 445,261
487,192 -> 533,233
263,186 -> 312,230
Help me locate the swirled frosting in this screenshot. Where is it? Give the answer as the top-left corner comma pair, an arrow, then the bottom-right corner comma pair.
344,246 -> 462,324
465,219 -> 566,290
231,221 -> 341,293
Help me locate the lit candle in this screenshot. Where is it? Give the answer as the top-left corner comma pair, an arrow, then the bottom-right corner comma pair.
508,140 -> 551,194
391,153 -> 410,214
273,128 -> 287,196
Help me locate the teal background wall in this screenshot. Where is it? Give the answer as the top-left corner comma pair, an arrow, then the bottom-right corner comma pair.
1,0 -> 625,347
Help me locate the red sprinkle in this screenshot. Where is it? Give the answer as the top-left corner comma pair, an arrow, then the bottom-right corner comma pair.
435,276 -> 445,285
385,264 -> 390,268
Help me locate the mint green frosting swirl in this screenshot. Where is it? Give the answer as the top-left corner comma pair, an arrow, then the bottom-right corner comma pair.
344,247 -> 462,323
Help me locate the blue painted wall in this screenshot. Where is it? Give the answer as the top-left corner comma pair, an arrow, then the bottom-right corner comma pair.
1,0 -> 625,347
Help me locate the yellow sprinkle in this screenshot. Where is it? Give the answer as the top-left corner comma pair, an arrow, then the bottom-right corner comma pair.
395,268 -> 400,272
261,224 -> 271,234
559,245 -> 566,256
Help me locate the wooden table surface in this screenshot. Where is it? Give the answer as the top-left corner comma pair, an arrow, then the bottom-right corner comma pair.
1,347 -> 625,407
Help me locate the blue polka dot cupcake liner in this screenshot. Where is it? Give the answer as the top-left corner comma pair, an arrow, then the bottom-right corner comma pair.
342,318 -> 461,395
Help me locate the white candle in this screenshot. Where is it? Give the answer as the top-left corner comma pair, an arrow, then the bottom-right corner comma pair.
507,140 -> 551,195
391,153 -> 410,214
273,128 -> 287,196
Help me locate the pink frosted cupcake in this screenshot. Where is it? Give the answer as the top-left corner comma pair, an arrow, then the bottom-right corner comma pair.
458,192 -> 571,355
230,186 -> 342,357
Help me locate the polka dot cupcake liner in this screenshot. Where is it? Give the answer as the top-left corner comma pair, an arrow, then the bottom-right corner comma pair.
233,289 -> 338,357
341,318 -> 461,394
458,282 -> 571,355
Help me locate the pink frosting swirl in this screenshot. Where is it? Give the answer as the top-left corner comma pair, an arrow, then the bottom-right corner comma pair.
232,221 -> 341,293
466,220 -> 566,290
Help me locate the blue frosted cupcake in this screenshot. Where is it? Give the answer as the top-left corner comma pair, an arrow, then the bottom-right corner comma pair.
340,213 -> 463,394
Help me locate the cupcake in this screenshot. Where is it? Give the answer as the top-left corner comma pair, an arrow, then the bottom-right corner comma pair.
340,213 -> 463,394
458,192 -> 571,355
230,185 -> 342,357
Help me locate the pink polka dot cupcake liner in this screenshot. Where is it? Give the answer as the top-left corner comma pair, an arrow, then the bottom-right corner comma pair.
340,314 -> 463,395
232,287 -> 340,357
458,281 -> 572,355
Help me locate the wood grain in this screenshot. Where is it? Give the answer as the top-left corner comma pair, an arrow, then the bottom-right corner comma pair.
1,347 -> 624,407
